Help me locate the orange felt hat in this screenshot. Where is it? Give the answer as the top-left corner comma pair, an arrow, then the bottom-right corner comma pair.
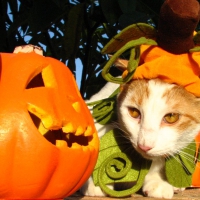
131,0 -> 200,97
132,45 -> 200,97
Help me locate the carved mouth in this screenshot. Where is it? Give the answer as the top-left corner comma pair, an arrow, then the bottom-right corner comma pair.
26,68 -> 95,149
29,112 -> 94,148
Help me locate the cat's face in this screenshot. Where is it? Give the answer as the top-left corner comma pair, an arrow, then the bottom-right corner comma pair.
117,79 -> 200,160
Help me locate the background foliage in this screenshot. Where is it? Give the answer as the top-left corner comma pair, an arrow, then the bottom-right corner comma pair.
2,0 -> 199,98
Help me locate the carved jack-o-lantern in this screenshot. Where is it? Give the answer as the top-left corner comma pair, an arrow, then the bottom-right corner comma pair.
0,52 -> 99,198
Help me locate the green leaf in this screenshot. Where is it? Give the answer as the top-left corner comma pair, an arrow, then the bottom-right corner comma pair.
64,3 -> 84,60
118,0 -> 137,14
28,0 -> 64,33
100,0 -> 122,24
165,141 -> 196,188
102,23 -> 156,54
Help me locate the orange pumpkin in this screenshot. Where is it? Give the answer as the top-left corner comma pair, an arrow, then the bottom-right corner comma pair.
0,52 -> 99,198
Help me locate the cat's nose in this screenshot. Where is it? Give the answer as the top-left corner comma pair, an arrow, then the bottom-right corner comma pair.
138,144 -> 152,152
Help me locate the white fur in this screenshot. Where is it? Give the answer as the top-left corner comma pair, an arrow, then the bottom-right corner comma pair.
143,158 -> 174,198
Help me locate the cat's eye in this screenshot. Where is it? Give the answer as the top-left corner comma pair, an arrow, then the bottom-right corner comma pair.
163,113 -> 180,124
128,107 -> 141,119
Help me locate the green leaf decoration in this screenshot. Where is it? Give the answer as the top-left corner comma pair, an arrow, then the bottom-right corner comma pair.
102,23 -> 157,54
189,46 -> 200,52
92,99 -> 116,125
101,37 -> 157,84
165,141 -> 196,188
88,87 -> 120,125
93,129 -> 152,197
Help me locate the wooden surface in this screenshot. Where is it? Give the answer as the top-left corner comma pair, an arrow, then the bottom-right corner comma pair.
66,188 -> 200,200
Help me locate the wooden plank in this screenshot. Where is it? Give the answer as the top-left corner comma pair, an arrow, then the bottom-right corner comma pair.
66,188 -> 200,200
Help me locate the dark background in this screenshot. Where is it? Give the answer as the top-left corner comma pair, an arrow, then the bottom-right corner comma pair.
1,0 -> 200,98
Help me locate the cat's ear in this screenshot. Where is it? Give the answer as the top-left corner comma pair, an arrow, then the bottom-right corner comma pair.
108,55 -> 128,71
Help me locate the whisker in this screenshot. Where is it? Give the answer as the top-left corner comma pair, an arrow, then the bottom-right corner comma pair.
178,152 -> 200,171
170,149 -> 200,173
179,146 -> 199,159
176,142 -> 198,145
169,154 -> 190,174
111,123 -> 133,140
179,150 -> 199,163
106,121 -> 200,165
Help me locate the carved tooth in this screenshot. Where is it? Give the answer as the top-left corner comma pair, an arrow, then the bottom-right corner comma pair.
75,126 -> 84,136
84,126 -> 93,136
62,122 -> 76,133
72,102 -> 81,113
56,140 -> 68,147
72,143 -> 82,149
38,122 -> 48,135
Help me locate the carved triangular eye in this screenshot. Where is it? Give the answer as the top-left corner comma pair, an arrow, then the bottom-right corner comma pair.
26,72 -> 45,89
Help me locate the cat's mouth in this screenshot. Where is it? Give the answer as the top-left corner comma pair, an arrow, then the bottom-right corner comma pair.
136,146 -> 157,160
136,147 -> 167,160
137,150 -> 153,159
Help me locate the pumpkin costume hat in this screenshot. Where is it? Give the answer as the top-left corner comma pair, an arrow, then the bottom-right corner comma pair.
102,0 -> 200,97
133,0 -> 200,97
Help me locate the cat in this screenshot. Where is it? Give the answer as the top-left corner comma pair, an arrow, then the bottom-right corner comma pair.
81,77 -> 200,199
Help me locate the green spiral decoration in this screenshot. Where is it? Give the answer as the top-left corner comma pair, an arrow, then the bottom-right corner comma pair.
97,152 -> 150,197
101,153 -> 132,180
101,37 -> 157,84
